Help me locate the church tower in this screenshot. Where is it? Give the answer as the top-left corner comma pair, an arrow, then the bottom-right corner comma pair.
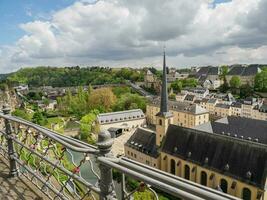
156,49 -> 173,146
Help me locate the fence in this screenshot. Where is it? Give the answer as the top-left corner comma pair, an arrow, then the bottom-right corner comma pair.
0,105 -> 240,200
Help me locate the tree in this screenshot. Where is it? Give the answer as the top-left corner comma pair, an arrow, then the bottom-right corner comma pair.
12,109 -> 31,121
240,84 -> 253,98
79,110 -> 99,144
170,80 -> 182,93
32,111 -> 47,126
219,65 -> 228,80
89,88 -> 117,112
230,76 -> 241,89
254,67 -> 267,92
181,78 -> 197,88
169,93 -> 176,100
113,93 -> 147,112
219,76 -> 229,93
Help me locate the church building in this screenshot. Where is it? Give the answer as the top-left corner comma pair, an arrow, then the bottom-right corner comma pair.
124,51 -> 267,200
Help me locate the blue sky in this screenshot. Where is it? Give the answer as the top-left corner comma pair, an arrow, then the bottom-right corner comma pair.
0,0 -> 230,46
0,0 -> 266,73
0,0 -> 75,45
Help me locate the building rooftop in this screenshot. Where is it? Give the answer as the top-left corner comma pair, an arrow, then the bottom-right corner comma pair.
125,128 -> 159,158
149,99 -> 209,115
184,94 -> 195,102
97,109 -> 145,124
215,103 -> 231,109
162,124 -> 267,189
227,65 -> 260,76
193,116 -> 267,144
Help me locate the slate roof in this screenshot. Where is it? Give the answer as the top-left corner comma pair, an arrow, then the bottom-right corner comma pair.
207,67 -> 219,75
125,128 -> 159,158
184,94 -> 195,102
97,109 -> 145,124
194,116 -> 267,144
231,102 -> 242,108
227,66 -> 245,75
162,124 -> 267,189
149,99 -> 209,115
207,98 -> 217,104
227,66 -> 260,76
215,103 -> 231,109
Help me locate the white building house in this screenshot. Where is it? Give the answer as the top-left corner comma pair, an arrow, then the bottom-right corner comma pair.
97,109 -> 146,133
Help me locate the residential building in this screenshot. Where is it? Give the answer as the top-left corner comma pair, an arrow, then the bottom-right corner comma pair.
146,100 -> 209,128
230,102 -> 242,117
226,65 -> 261,86
181,87 -> 209,99
214,103 -> 231,118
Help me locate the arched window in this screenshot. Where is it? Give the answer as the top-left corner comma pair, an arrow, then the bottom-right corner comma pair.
184,165 -> 190,180
159,119 -> 162,126
220,179 -> 228,193
200,171 -> 207,186
242,188 -> 251,200
170,159 -> 175,175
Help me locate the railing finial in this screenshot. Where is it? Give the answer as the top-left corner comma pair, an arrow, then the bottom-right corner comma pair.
97,130 -> 117,200
97,130 -> 113,156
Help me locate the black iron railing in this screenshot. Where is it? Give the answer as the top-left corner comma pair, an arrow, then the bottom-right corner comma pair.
0,105 -> 240,200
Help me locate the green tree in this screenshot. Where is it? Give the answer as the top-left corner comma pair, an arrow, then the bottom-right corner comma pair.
230,76 -> 241,89
240,84 -> 253,98
113,93 -> 147,112
79,110 -> 99,144
254,67 -> 267,92
170,80 -> 182,93
32,111 -> 47,126
12,109 -> 31,121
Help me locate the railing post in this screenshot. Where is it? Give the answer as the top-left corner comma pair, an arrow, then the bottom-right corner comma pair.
3,104 -> 19,177
97,130 -> 117,200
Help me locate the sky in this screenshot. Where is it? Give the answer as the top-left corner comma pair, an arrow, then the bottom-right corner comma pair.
0,0 -> 266,73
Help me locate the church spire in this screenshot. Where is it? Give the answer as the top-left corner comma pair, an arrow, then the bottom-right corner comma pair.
157,48 -> 170,117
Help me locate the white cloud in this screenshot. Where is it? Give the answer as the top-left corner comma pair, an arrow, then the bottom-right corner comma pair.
0,0 -> 267,73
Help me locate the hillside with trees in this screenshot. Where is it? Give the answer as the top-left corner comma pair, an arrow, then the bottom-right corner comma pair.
4,66 -> 145,87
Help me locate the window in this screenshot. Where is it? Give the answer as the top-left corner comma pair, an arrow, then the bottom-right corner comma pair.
131,152 -> 133,156
242,188 -> 251,200
134,154 -> 136,158
127,151 -> 130,155
170,159 -> 175,175
184,165 -> 190,180
159,119 -> 162,126
200,171 -> 207,186
220,179 -> 228,193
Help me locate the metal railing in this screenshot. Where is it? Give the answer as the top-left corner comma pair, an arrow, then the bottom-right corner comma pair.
0,104 -> 240,200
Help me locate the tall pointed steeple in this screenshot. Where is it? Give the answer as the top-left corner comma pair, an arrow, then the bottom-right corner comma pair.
155,48 -> 173,146
156,48 -> 171,117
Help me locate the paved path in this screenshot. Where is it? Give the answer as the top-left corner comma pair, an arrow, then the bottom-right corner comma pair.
0,156 -> 46,200
111,129 -> 136,156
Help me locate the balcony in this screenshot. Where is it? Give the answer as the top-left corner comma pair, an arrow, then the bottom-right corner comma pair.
0,105 -> 240,200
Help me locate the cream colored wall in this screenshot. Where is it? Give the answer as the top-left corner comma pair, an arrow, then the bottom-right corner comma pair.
124,146 -> 160,168
146,105 -> 209,128
156,115 -> 173,146
214,106 -> 232,118
161,153 -> 265,200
